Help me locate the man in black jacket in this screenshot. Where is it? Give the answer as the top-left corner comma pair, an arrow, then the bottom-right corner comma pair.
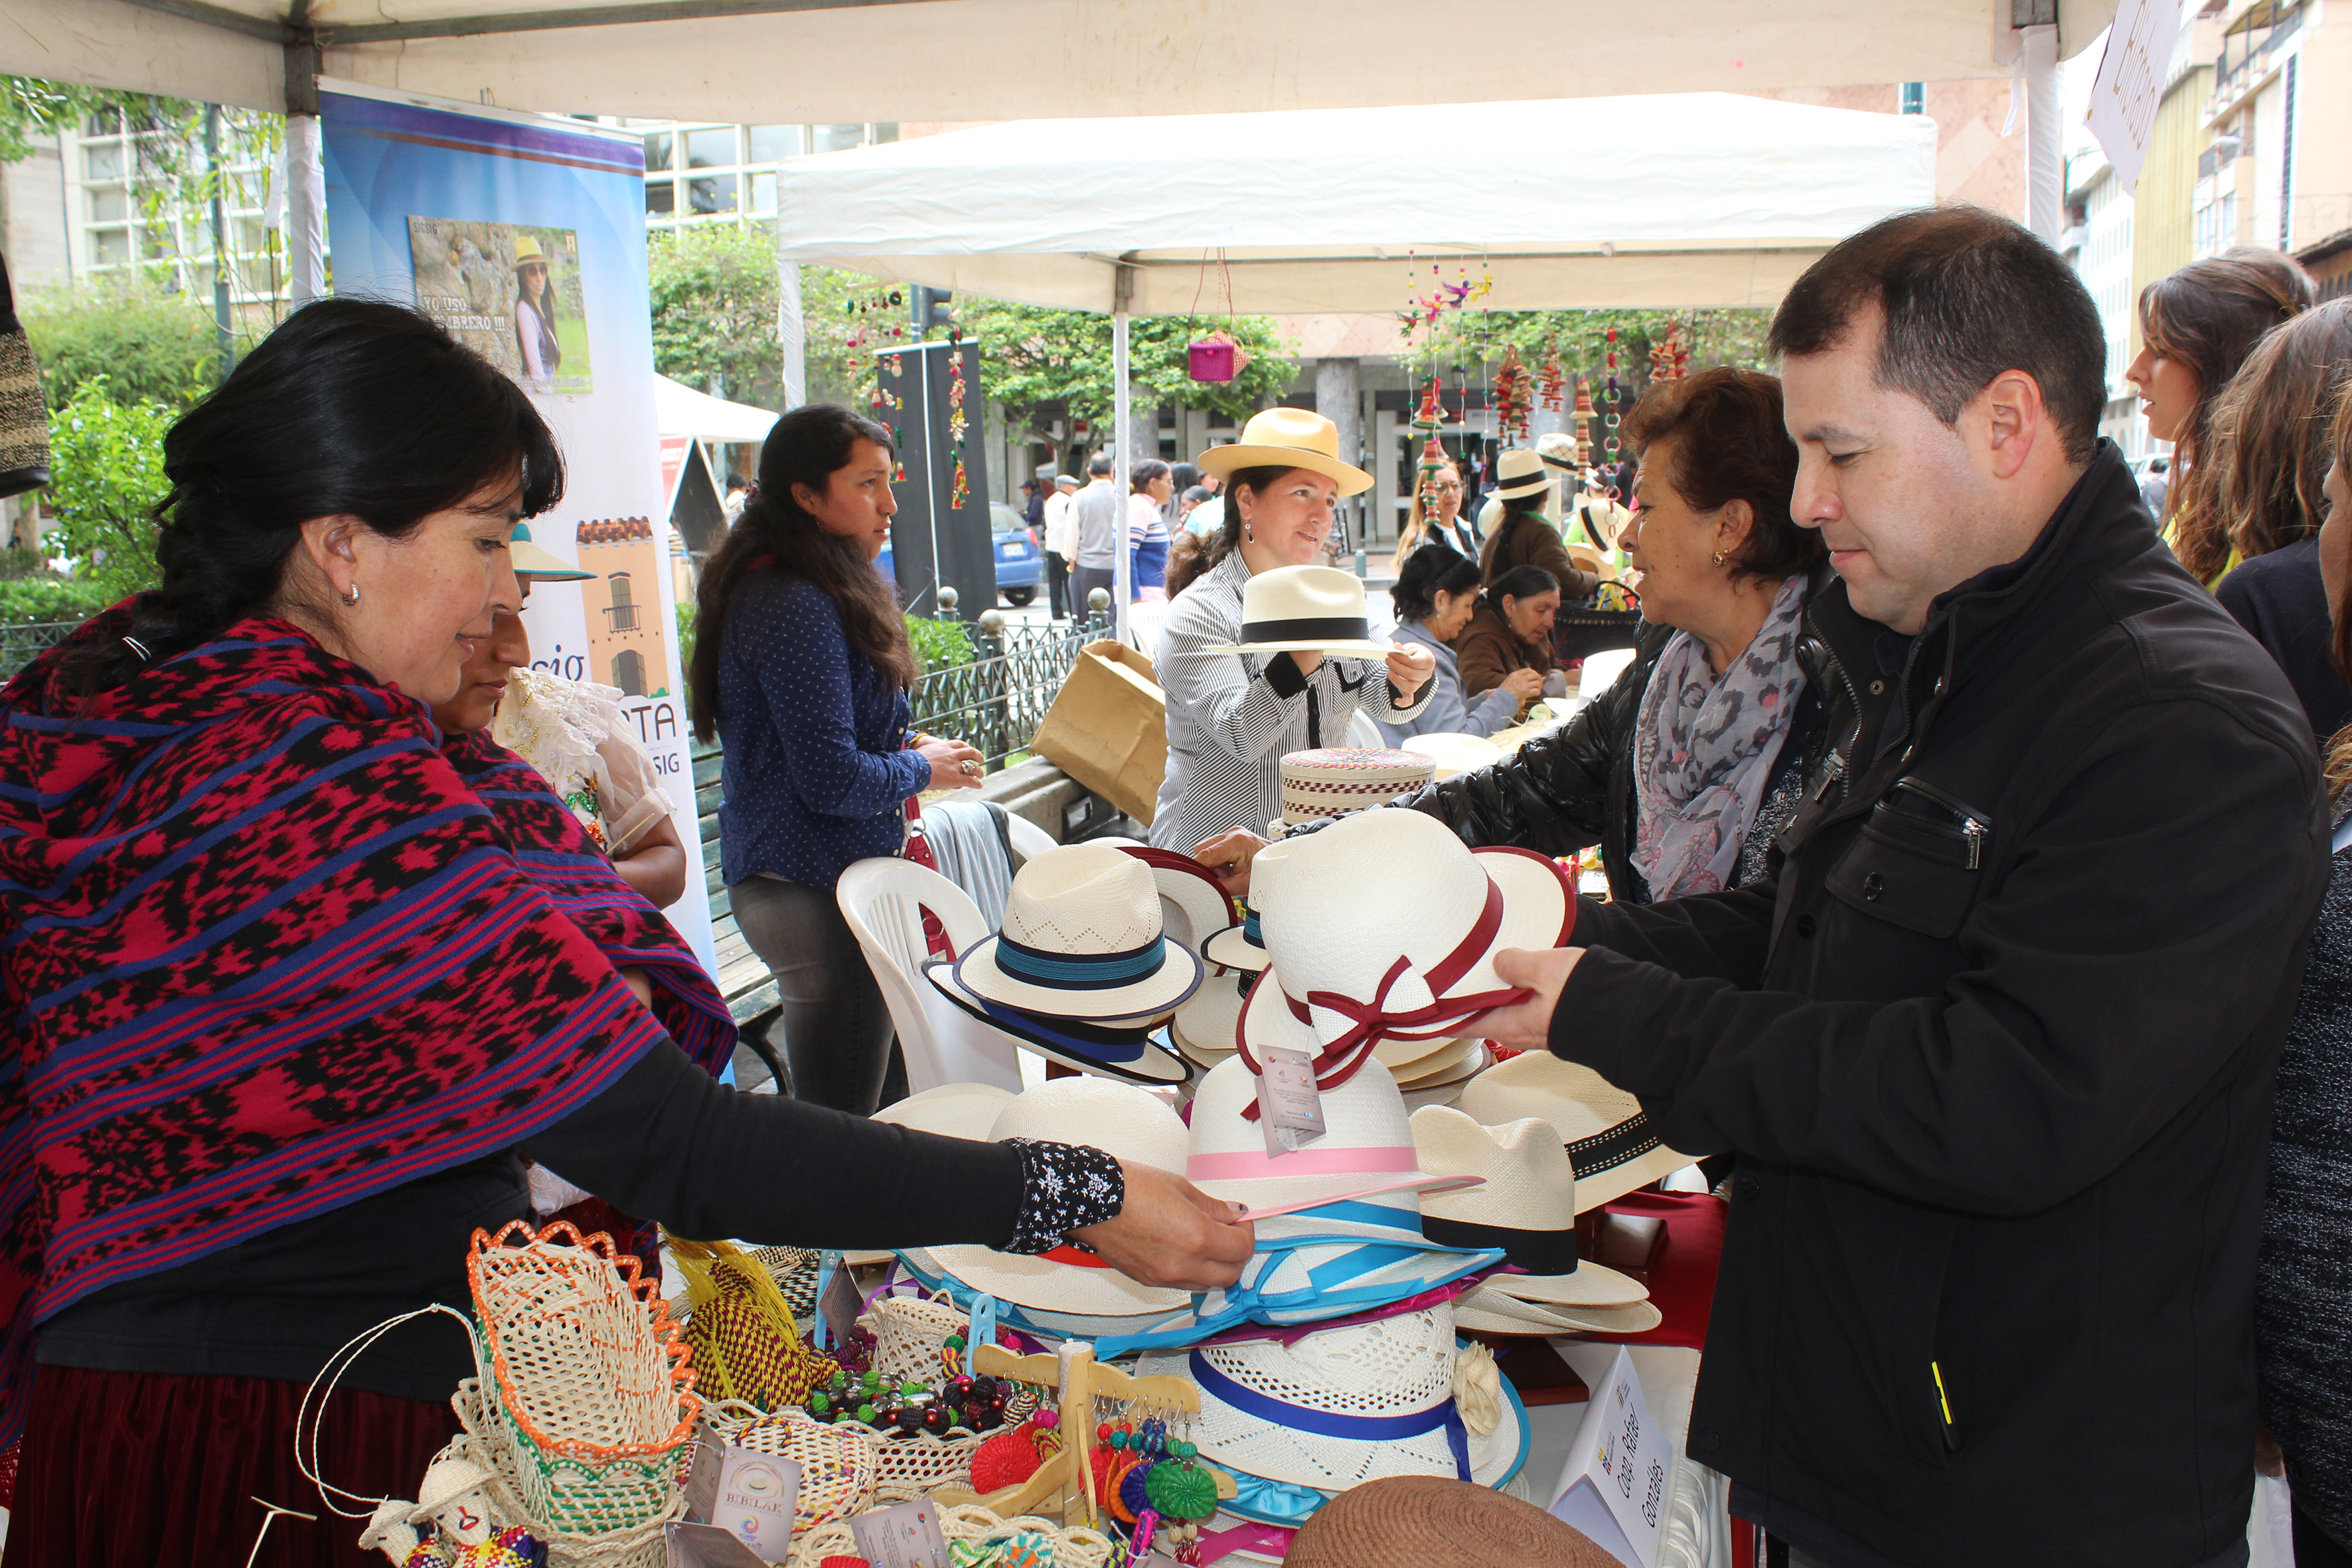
1486,208 -> 2328,1567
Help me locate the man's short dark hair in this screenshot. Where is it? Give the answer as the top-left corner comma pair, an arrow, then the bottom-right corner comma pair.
1087,452 -> 1115,477
1768,206 -> 2106,464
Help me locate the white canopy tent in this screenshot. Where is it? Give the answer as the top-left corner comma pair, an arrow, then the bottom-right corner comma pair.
10,0 -> 2115,128
773,95 -> 1939,315
653,373 -> 778,443
774,93 -> 1936,633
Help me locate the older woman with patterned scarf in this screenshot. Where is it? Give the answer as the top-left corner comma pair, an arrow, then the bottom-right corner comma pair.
1196,368 -> 1824,907
0,301 -> 1251,1568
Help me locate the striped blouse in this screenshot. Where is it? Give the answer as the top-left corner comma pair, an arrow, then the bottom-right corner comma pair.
1150,549 -> 1433,850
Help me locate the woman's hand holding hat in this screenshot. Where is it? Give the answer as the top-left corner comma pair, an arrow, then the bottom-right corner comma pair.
1193,828 -> 1271,898
1477,947 -> 1587,1052
1386,643 -> 1435,702
1071,1158 -> 1255,1290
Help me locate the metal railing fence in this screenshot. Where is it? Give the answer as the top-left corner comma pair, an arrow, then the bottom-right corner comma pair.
909,611 -> 1107,770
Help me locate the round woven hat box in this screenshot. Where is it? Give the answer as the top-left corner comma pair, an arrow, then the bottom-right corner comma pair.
1277,747 -> 1435,826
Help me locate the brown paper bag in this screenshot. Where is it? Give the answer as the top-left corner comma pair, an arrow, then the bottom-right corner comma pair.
1030,639 -> 1166,826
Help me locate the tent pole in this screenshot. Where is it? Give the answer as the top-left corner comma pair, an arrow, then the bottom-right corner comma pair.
284,21 -> 326,305
777,259 -> 807,409
1111,297 -> 1132,645
2023,21 -> 2062,242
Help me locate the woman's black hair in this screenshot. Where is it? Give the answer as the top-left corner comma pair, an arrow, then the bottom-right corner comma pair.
1391,543 -> 1482,623
1168,463 -> 1302,595
1171,461 -> 1202,493
60,296 -> 563,698
689,404 -> 910,740
514,242 -> 562,375
1129,459 -> 1172,494
1485,564 -> 1559,609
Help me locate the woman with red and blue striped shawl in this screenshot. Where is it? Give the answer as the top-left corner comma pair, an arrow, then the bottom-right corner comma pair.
0,301 -> 1252,1568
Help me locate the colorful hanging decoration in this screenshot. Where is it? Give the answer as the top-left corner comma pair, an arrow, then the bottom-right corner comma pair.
1648,319 -> 1690,383
1410,374 -> 1450,516
1571,373 -> 1597,466
1539,339 -> 1566,414
1603,327 -> 1624,498
1492,343 -> 1531,447
1396,251 -> 1493,336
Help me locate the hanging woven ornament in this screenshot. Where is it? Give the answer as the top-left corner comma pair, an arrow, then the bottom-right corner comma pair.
951,457 -> 970,509
1143,1445 -> 1218,1524
1539,339 -> 1565,413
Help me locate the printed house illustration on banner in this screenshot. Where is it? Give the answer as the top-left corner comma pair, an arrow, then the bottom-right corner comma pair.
574,516 -> 670,698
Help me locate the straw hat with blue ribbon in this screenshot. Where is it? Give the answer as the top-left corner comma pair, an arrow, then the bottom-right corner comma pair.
1134,1302 -> 1523,1494
951,843 -> 1203,1023
925,958 -> 1192,1087
1203,902 -> 1273,974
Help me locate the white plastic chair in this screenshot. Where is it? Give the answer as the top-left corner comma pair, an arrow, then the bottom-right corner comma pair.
836,857 -> 1025,1094
1346,708 -> 1385,749
1003,813 -> 1057,867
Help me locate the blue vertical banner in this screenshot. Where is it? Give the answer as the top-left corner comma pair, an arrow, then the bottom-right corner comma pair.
320,80 -> 719,980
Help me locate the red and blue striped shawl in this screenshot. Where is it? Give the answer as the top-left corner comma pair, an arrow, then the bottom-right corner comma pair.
0,609 -> 733,1445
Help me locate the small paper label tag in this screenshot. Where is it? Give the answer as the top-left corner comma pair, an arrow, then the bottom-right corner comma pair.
848,1500 -> 953,1568
1256,1044 -> 1327,1156
817,1251 -> 862,1350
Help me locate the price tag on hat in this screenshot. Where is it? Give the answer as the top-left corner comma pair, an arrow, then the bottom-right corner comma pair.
1256,1044 -> 1327,1155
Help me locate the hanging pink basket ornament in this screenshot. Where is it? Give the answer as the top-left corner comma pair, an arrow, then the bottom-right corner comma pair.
1188,330 -> 1251,384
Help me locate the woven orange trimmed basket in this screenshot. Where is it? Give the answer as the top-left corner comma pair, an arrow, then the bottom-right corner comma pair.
467,1220 -> 699,1536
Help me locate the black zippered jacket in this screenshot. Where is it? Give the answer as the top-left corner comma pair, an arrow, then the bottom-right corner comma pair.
1553,444 -> 2328,1566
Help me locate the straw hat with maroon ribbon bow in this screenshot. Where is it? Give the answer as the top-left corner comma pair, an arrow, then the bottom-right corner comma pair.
1234,811 -> 1573,1119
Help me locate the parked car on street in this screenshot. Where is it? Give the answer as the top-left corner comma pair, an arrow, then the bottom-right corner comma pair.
990,502 -> 1043,607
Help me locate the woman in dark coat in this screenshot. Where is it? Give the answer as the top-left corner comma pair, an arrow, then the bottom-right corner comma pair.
1200,368 -> 1825,906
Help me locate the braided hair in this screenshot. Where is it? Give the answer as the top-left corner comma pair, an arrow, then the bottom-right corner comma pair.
60,297 -> 562,698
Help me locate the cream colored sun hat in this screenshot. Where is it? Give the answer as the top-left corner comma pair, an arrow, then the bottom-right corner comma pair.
923,1077 -> 1195,1318
1198,407 -> 1373,496
1456,1054 -> 1695,1213
1203,902 -> 1273,974
1118,844 -> 1237,957
870,1082 -> 1014,1141
1452,1286 -> 1664,1337
953,843 -> 1203,1023
1172,967 -> 1251,1065
1486,449 -> 1552,502
1209,566 -> 1397,659
1410,1107 -> 1646,1310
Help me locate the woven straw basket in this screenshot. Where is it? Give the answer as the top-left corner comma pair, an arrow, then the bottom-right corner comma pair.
467,1221 -> 700,1536
704,1405 -> 880,1529
785,1504 -> 1117,1568
666,1236 -> 837,1409
444,1389 -> 680,1568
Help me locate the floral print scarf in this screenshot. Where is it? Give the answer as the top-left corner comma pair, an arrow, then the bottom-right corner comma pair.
1630,576 -> 1808,900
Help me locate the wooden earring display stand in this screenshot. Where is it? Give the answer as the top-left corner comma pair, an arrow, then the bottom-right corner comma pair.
935,1341 -> 1237,1528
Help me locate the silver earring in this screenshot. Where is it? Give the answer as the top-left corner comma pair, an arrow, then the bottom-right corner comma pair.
1243,516 -> 1255,542
341,583 -> 361,606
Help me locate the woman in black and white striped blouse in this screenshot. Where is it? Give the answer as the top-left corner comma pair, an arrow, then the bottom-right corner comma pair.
1151,409 -> 1433,852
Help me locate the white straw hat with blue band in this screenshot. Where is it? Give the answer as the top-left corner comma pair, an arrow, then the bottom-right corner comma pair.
925,959 -> 1192,1087
1203,902 -> 1273,974
953,843 -> 1203,1023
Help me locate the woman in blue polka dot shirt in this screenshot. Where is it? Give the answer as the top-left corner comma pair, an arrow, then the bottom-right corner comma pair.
689,405 -> 984,1112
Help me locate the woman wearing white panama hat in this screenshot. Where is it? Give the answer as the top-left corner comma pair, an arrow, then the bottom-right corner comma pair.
510,232 -> 562,388
1155,407 -> 1438,856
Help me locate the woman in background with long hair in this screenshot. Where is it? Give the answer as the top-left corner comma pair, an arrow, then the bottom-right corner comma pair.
688,406 -> 984,1113
2127,247 -> 2313,584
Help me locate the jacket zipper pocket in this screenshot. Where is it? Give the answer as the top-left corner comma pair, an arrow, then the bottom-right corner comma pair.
1931,1360 -> 1960,1453
1885,777 -> 1992,870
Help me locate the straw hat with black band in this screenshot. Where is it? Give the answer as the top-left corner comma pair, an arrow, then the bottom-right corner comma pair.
1198,407 -> 1373,497
1485,450 -> 1552,503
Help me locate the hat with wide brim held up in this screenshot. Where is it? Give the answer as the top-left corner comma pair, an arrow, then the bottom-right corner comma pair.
925,960 -> 1193,1087
1198,408 -> 1373,497
924,1078 -> 1197,1319
1208,566 -> 1397,659
955,843 -> 1204,1023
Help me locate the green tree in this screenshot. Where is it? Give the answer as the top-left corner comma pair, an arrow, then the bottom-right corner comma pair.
951,299 -> 1296,428
20,277 -> 220,410
648,222 -> 785,409
44,380 -> 174,600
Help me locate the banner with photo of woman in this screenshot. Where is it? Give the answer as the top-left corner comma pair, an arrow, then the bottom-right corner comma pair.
319,79 -> 719,980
